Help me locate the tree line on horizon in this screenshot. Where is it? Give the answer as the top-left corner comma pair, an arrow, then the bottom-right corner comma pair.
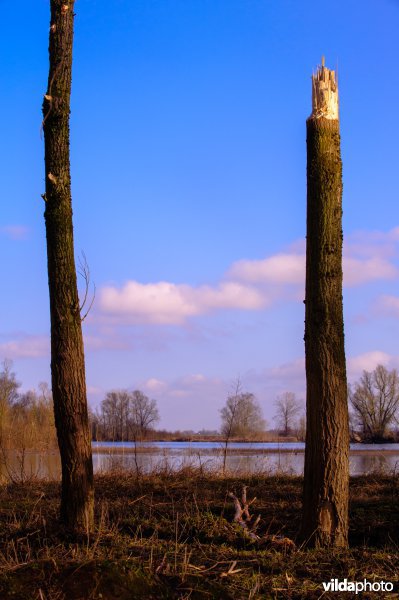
1,358 -> 398,451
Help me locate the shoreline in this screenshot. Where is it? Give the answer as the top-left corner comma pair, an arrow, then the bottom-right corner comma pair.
3,445 -> 398,456
90,445 -> 399,455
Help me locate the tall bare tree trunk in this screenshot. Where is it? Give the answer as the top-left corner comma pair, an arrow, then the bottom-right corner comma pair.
42,0 -> 94,532
300,59 -> 349,548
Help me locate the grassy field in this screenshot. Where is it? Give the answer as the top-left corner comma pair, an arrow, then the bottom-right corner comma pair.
0,469 -> 398,599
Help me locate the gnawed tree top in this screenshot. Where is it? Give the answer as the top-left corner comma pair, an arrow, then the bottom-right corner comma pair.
310,57 -> 339,121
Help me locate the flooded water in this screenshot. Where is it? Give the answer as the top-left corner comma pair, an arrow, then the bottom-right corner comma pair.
2,442 -> 399,481
91,442 -> 399,477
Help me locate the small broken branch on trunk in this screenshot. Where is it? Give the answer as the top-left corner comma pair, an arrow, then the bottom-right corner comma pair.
78,251 -> 96,321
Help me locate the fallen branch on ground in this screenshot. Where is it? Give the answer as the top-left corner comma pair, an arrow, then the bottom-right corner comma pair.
228,485 -> 296,551
228,485 -> 260,540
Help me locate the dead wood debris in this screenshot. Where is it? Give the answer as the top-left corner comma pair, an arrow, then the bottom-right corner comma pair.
228,485 -> 296,551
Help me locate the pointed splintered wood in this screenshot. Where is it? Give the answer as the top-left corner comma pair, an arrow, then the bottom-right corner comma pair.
311,59 -> 339,120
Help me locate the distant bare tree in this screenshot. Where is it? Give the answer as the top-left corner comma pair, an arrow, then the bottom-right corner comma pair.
0,359 -> 20,404
129,390 -> 160,441
221,392 -> 265,439
101,391 -> 130,441
0,359 -> 20,442
220,380 -> 265,472
0,372 -> 57,456
349,365 -> 399,441
273,392 -> 302,436
96,390 -> 160,443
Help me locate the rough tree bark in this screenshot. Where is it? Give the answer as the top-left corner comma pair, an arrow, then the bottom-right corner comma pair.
300,59 -> 349,548
42,0 -> 94,531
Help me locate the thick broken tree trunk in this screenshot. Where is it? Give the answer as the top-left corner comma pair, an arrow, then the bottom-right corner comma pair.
42,0 -> 94,532
300,60 -> 349,548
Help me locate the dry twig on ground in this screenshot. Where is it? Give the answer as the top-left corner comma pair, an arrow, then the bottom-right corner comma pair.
228,485 -> 296,550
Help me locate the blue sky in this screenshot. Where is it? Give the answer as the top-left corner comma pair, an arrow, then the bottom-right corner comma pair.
1,0 -> 399,430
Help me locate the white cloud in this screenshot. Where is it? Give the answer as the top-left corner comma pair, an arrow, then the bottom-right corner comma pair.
83,333 -> 130,351
87,385 -> 103,396
0,336 -> 49,359
244,358 -> 306,400
0,330 -> 132,360
136,367 -> 308,429
374,295 -> 399,317
95,226 -> 399,327
99,280 -> 267,324
168,389 -> 191,398
267,358 -> 306,384
228,253 -> 305,284
228,227 -> 399,288
184,373 -> 206,383
0,225 -> 29,240
347,351 -> 394,380
127,373 -> 226,430
345,227 -> 399,259
343,257 -> 398,286
144,378 -> 167,392
342,227 -> 399,285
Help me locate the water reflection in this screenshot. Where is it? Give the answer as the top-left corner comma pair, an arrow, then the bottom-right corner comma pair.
1,445 -> 399,481
0,451 -> 61,482
91,451 -> 304,476
351,453 -> 399,476
93,449 -> 399,477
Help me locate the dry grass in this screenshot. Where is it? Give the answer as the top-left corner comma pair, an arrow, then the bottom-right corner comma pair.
0,469 -> 398,599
